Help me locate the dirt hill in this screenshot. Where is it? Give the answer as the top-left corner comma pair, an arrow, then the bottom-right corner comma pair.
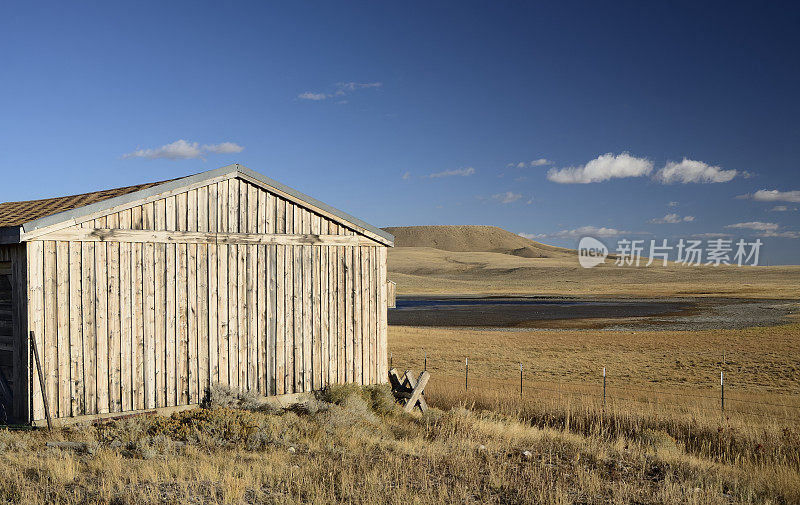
381,225 -> 800,298
382,225 -> 574,258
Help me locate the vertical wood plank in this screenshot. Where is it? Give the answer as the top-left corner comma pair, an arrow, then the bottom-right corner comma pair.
238,244 -> 247,389
293,245 -> 302,391
143,241 -> 156,409
275,244 -> 285,394
188,243 -> 198,403
378,247 -> 388,382
207,184 -> 219,387
353,247 -> 362,385
369,247 -> 378,383
228,243 -> 238,389
360,247 -> 370,385
177,242 -> 188,404
344,246 -> 353,384
55,242 -> 70,416
105,213 -> 121,413
302,244 -> 312,391
79,232 -> 97,415
43,241 -> 58,417
153,199 -> 166,408
218,243 -> 229,388
27,241 -> 45,420
132,242 -> 144,410
247,244 -> 257,391
312,244 -> 321,390
197,243 -> 208,396
257,189 -> 267,394
284,244 -> 294,393
118,210 -> 132,411
337,245 -> 345,384
67,242 -> 83,415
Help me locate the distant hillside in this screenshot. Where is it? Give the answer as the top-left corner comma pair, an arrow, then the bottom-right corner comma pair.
382,225 -> 575,258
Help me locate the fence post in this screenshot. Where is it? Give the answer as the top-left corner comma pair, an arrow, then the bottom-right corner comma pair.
424,350 -> 427,371
721,371 -> 725,414
465,357 -> 468,390
519,362 -> 523,397
603,367 -> 606,409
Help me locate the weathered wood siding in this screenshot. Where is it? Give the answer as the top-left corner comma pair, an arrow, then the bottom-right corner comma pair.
25,177 -> 388,421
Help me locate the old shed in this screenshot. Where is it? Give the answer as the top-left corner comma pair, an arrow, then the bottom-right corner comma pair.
0,164 -> 394,425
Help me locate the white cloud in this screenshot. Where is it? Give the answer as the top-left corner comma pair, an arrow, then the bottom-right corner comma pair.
492,191 -> 522,204
298,82 -> 382,101
429,167 -> 475,178
123,139 -> 244,160
335,82 -> 382,93
667,201 -> 679,207
655,158 -> 737,184
521,225 -> 631,239
745,189 -> 800,203
547,153 -> 653,184
725,221 -> 779,232
692,232 -> 732,238
760,230 -> 800,239
508,158 -> 553,168
770,205 -> 797,212
402,171 -> 411,180
297,92 -> 330,101
650,213 -> 695,224
203,142 -> 244,154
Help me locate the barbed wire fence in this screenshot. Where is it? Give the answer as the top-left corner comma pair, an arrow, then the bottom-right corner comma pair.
390,351 -> 800,424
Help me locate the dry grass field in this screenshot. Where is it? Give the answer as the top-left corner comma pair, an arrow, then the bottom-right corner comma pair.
386,225 -> 800,298
0,383 -> 798,504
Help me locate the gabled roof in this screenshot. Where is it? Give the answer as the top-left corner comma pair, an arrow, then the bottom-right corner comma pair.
2,164 -> 394,246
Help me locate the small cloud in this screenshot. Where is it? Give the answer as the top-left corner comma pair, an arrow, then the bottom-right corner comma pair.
526,198 -> 534,205
523,225 -> 632,239
428,167 -> 475,178
547,152 -> 653,184
760,230 -> 800,239
741,189 -> 800,203
123,139 -> 244,160
508,158 -> 553,168
725,221 -> 779,232
771,205 -> 797,212
203,142 -> 244,154
492,191 -> 523,204
692,232 -> 732,238
298,82 -> 382,102
298,92 -> 330,101
402,171 -> 411,180
650,213 -> 695,224
667,201 -> 679,207
655,158 -> 737,184
335,82 -> 382,93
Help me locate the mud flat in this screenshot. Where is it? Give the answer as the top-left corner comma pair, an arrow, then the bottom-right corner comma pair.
389,296 -> 800,331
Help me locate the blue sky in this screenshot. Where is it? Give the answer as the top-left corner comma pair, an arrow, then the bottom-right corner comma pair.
2,1 -> 799,263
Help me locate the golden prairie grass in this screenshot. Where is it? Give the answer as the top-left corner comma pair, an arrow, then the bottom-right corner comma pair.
388,323 -> 800,412
388,246 -> 800,298
0,383 -> 798,504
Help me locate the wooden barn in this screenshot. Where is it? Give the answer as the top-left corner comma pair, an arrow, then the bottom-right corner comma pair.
0,164 -> 394,425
